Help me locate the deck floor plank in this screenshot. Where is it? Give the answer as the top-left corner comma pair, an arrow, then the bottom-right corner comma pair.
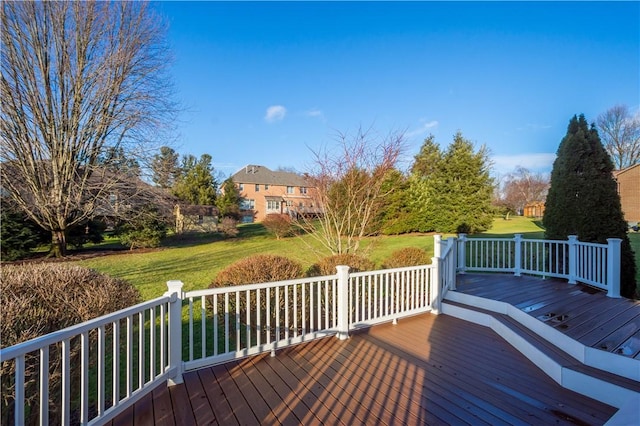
457,273 -> 640,357
117,273 -> 628,425
196,367 -> 237,426
151,384 -> 176,426
182,370 -> 217,426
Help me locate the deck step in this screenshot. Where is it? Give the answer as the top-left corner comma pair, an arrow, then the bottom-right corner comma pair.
442,298 -> 640,411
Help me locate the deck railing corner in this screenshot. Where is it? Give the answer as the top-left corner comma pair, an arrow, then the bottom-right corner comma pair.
165,280 -> 185,386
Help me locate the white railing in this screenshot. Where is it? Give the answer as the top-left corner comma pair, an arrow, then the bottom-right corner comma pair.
0,234 -> 458,425
0,295 -> 179,426
457,234 -> 622,298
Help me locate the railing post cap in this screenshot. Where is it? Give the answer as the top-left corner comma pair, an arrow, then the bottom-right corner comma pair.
607,237 -> 622,243
336,265 -> 350,274
434,234 -> 442,241
568,235 -> 578,241
166,280 -> 184,292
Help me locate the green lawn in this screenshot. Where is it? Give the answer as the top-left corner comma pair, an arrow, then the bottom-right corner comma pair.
74,217 -> 639,300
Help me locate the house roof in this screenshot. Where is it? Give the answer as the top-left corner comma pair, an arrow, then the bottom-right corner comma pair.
613,162 -> 640,178
231,165 -> 310,187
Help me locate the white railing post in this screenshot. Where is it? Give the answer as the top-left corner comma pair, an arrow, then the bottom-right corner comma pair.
165,280 -> 184,385
568,235 -> 578,284
433,234 -> 441,258
336,266 -> 350,340
449,238 -> 457,291
431,256 -> 441,314
457,233 -> 467,274
514,234 -> 522,277
606,238 -> 622,298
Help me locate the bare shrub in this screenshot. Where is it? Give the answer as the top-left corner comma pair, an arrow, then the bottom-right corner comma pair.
262,214 -> 293,239
219,217 -> 239,238
210,254 -> 303,288
1,263 -> 140,424
382,247 -> 430,269
307,253 -> 375,277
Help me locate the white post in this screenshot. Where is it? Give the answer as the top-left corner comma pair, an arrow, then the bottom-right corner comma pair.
336,266 -> 350,340
449,238 -> 457,291
457,233 -> 467,274
165,280 -> 184,385
431,256 -> 441,314
514,234 -> 522,277
568,235 -> 578,284
606,238 -> 622,298
433,234 -> 441,258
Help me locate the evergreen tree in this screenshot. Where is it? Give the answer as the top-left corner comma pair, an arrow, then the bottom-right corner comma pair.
151,146 -> 180,189
543,115 -> 637,298
372,169 -> 413,235
407,136 -> 443,232
217,178 -> 241,220
431,132 -> 494,233
172,154 -> 217,205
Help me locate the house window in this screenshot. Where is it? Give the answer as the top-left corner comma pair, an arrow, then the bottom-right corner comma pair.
238,183 -> 244,191
286,186 -> 294,194
286,200 -> 293,207
265,184 -> 269,190
298,202 -> 303,208
300,187 -> 307,194
240,199 -> 255,210
267,200 -> 279,210
255,184 -> 260,192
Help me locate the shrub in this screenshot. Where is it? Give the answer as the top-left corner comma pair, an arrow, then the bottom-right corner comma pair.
1,263 -> 141,424
262,214 -> 293,239
67,219 -> 106,249
307,253 -> 375,277
117,204 -> 168,249
210,254 -> 303,288
219,217 -> 239,238
0,206 -> 48,260
382,247 -> 430,269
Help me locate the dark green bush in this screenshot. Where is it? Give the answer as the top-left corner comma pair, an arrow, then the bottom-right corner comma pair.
0,206 -> 48,260
307,253 -> 375,276
117,204 -> 168,249
382,247 -> 430,269
1,263 -> 141,424
210,254 -> 303,288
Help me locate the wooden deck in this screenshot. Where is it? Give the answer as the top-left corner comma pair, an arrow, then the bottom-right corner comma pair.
111,307 -> 618,425
455,274 -> 640,359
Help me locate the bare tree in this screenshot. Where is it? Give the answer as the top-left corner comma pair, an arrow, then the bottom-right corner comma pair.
299,127 -> 405,255
497,166 -> 549,218
596,104 -> 640,169
1,1 -> 176,256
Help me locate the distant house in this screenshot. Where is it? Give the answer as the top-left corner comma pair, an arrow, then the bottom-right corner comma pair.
230,165 -> 320,223
174,204 -> 218,233
613,163 -> 640,224
523,201 -> 545,218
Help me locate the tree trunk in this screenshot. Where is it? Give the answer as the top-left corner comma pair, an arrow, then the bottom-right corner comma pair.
50,230 -> 67,257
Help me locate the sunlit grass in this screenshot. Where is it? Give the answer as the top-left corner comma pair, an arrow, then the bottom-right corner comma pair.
73,217 -> 558,301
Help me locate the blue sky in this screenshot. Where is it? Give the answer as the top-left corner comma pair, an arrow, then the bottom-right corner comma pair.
155,1 -> 639,178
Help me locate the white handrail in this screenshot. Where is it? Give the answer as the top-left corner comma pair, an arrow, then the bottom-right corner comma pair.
457,233 -> 621,297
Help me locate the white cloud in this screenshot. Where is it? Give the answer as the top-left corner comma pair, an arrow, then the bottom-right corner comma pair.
304,109 -> 324,119
406,120 -> 438,138
264,105 -> 287,123
491,153 -> 556,175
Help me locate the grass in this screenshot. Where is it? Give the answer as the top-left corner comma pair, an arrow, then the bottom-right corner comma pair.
73,223 -> 438,300
73,217 -> 639,300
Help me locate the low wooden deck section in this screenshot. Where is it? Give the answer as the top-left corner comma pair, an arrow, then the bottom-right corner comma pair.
110,278 -> 624,426
455,274 -> 640,359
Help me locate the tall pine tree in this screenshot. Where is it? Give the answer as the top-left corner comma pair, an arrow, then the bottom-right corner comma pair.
544,115 -> 637,298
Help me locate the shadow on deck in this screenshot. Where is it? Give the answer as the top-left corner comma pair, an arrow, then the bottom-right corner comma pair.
109,273 -> 638,425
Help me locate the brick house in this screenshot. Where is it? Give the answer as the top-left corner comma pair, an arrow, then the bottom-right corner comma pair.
613,163 -> 640,224
230,165 -> 320,223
